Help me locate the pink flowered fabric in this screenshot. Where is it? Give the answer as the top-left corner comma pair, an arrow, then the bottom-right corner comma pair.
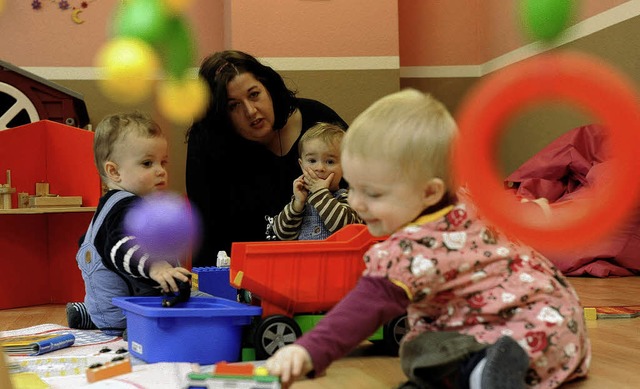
363,201 -> 591,388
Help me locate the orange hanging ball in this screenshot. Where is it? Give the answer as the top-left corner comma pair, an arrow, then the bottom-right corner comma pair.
95,38 -> 160,105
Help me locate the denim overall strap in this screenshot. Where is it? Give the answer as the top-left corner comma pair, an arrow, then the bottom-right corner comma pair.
84,191 -> 135,244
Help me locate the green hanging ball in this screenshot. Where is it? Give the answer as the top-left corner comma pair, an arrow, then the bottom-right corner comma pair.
161,16 -> 195,79
112,0 -> 170,44
521,0 -> 575,42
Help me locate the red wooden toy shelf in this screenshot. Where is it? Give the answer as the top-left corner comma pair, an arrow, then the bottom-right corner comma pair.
0,120 -> 101,309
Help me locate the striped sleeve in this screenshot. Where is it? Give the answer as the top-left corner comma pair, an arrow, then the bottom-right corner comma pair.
108,235 -> 151,279
307,188 -> 363,233
101,197 -> 159,280
273,198 -> 304,240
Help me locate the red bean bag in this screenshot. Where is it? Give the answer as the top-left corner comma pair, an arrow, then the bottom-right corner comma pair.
505,124 -> 640,277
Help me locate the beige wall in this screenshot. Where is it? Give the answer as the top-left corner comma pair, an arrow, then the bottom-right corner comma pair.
0,1 -> 398,194
1,0 -> 638,189
400,1 -> 640,174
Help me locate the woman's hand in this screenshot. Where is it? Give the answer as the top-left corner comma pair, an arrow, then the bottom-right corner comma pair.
265,344 -> 314,388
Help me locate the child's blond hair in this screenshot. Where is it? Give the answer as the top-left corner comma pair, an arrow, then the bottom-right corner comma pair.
298,122 -> 346,156
342,89 -> 458,191
93,111 -> 164,182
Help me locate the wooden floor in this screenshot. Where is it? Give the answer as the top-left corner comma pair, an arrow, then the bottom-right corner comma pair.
1,276 -> 638,388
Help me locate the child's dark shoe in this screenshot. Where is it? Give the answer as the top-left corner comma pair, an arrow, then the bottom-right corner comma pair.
66,302 -> 97,329
481,336 -> 529,389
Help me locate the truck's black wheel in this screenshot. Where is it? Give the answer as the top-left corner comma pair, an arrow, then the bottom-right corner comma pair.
254,315 -> 302,360
383,314 -> 408,356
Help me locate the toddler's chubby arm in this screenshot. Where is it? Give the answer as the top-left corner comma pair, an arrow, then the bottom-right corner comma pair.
148,262 -> 191,293
265,344 -> 314,389
292,174 -> 309,212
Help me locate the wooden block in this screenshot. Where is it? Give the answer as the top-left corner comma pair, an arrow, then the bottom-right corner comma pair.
86,357 -> 132,383
35,182 -> 49,197
0,186 -> 15,194
0,193 -> 11,210
584,307 -> 597,321
29,196 -> 82,208
17,193 -> 29,208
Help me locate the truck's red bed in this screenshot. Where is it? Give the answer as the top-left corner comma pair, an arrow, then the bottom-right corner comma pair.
230,224 -> 380,317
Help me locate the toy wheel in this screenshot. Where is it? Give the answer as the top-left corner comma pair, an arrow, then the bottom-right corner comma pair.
254,315 -> 302,360
382,314 -> 408,356
238,289 -> 253,304
0,82 -> 40,130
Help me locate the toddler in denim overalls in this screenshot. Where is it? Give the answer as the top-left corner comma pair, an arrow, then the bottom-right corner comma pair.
67,112 -> 194,334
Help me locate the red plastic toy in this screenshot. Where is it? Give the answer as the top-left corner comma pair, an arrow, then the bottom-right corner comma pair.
230,224 -> 407,359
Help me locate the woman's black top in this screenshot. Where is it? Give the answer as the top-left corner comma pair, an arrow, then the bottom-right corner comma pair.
186,98 -> 347,267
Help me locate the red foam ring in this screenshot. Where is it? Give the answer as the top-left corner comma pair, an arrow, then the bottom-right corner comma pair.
454,51 -> 640,250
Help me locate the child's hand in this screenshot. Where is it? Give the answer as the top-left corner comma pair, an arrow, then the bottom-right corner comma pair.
265,344 -> 313,389
292,175 -> 308,213
302,168 -> 333,194
148,262 -> 191,293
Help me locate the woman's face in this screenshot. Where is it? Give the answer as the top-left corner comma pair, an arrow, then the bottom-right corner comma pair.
226,72 -> 276,143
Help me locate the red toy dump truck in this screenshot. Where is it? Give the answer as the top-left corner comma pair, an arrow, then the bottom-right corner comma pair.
229,224 -> 407,359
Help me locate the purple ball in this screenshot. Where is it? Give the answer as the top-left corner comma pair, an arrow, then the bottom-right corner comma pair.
124,192 -> 201,259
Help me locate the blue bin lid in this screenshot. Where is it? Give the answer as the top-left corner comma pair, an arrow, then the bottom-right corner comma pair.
112,296 -> 262,318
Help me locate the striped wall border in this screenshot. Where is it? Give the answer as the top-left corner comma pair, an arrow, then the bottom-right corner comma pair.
20,56 -> 400,81
401,0 -> 640,78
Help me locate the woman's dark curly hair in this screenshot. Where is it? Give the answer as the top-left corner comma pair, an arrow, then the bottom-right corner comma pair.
186,50 -> 298,140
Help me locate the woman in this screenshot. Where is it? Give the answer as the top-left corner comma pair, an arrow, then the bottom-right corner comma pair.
186,50 -> 348,267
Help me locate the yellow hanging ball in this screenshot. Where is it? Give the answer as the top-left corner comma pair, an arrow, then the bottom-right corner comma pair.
96,38 -> 160,105
157,77 -> 210,125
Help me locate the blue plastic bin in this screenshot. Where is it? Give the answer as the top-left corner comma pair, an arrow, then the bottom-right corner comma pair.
112,296 -> 261,364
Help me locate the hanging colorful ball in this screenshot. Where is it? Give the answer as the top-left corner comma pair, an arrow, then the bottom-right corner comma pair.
124,192 -> 202,260
454,51 -> 640,251
520,0 -> 575,42
96,37 -> 160,105
112,0 -> 169,44
162,0 -> 193,14
157,77 -> 210,126
160,15 -> 195,79
105,0 -> 204,122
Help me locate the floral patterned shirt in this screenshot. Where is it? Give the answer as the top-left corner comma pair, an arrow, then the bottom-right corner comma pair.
363,201 -> 591,388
